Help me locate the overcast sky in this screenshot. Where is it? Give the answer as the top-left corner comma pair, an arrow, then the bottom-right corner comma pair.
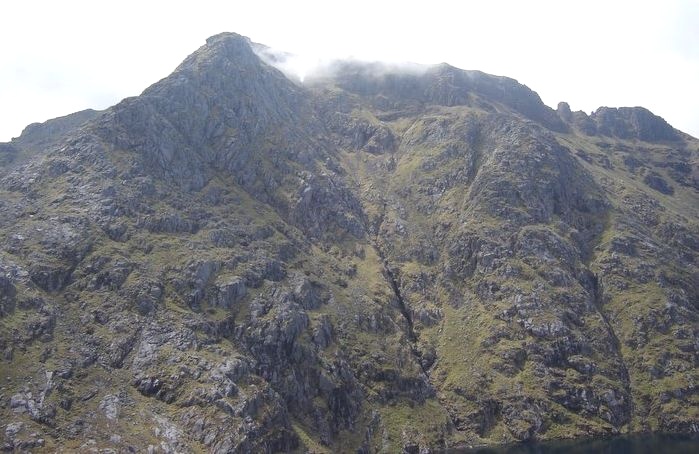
1,0 -> 698,141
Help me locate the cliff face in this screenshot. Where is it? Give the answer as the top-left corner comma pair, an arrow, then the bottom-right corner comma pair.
0,33 -> 697,452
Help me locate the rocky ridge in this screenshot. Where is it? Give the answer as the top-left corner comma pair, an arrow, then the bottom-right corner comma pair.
0,33 -> 697,452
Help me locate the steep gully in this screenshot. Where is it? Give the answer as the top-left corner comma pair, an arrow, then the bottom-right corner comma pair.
580,214 -> 634,426
589,269 -> 635,425
369,202 -> 432,376
365,191 -> 636,431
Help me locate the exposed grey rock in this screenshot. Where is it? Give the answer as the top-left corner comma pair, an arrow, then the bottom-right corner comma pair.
0,275 -> 16,316
557,102 -> 572,122
312,315 -> 334,349
643,171 -> 674,195
99,394 -> 121,420
212,277 -> 247,309
592,106 -> 679,141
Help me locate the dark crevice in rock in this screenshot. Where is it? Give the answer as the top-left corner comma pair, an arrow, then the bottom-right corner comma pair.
370,203 -> 421,346
589,271 -> 635,427
371,203 -> 440,386
369,202 -> 459,433
372,236 -> 456,429
377,246 -> 417,342
371,203 -> 417,341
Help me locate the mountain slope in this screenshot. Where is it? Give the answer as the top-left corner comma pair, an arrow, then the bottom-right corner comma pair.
1,33 -> 697,452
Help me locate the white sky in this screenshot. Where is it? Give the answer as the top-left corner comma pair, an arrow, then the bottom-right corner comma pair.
1,0 -> 698,141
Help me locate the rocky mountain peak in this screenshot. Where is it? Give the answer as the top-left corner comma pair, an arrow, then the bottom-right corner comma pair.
306,58 -> 567,133
88,32 -> 311,191
170,32 -> 260,78
205,31 -> 253,50
556,101 -> 573,121
591,106 -> 679,141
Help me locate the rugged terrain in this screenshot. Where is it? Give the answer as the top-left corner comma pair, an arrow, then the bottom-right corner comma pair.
0,33 -> 697,452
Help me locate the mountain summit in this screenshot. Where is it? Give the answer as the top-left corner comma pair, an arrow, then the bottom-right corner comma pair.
1,33 -> 697,452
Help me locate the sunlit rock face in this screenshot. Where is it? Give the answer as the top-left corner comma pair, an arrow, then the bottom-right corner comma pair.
0,32 -> 697,452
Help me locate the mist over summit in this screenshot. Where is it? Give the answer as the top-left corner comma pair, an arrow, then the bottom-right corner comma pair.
0,32 -> 697,452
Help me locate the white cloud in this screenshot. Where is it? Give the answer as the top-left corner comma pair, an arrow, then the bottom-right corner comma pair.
1,0 -> 697,140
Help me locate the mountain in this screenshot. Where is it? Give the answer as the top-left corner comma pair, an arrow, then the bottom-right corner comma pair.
0,32 -> 697,452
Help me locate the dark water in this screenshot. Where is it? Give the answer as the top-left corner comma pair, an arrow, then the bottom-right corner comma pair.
456,434 -> 699,454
